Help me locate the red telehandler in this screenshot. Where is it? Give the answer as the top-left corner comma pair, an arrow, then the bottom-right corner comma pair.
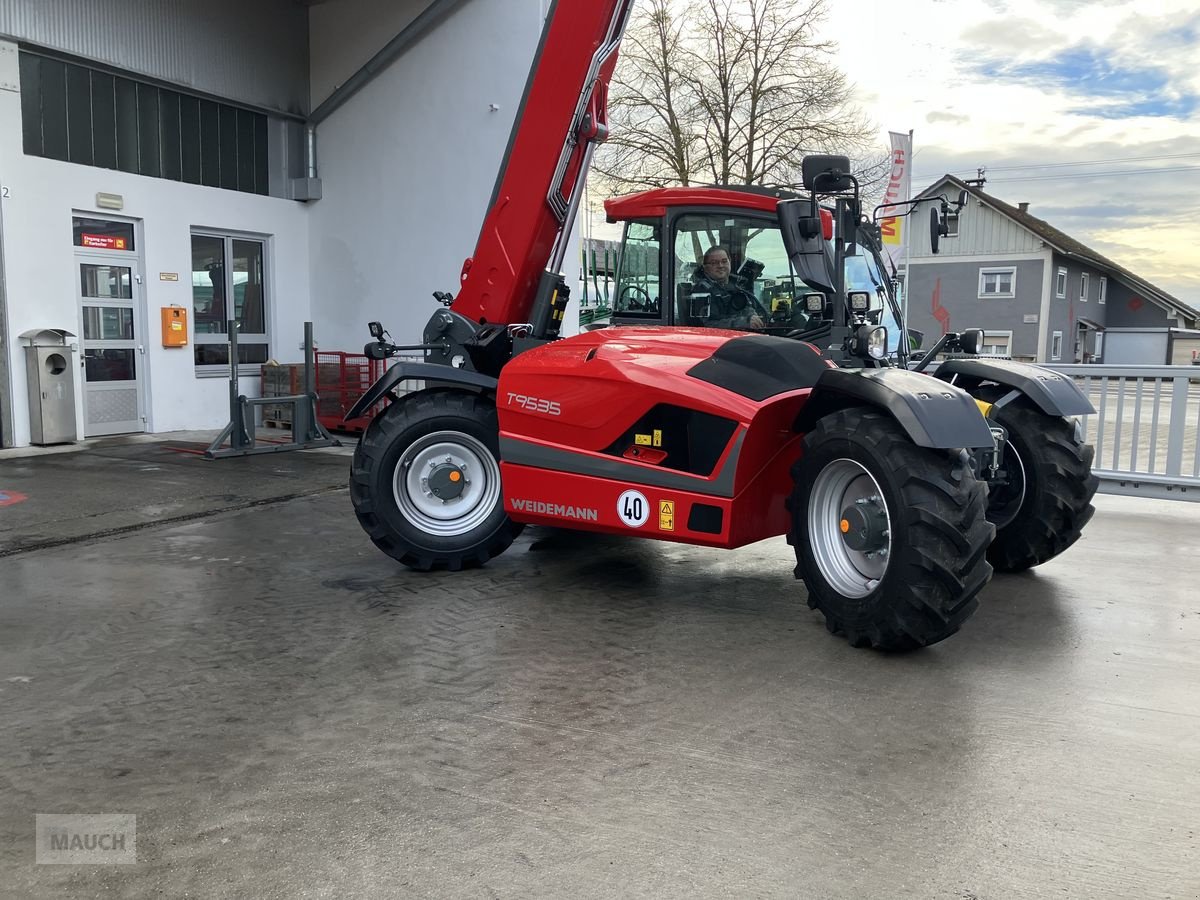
345,0 -> 1098,651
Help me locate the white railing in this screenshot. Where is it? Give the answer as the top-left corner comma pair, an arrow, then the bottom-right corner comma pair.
1045,364 -> 1200,501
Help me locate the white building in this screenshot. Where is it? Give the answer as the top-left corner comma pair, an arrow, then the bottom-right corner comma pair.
0,0 -> 563,448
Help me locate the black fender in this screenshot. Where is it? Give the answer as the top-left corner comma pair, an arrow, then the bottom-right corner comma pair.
344,362 -> 498,421
795,367 -> 996,450
934,358 -> 1095,416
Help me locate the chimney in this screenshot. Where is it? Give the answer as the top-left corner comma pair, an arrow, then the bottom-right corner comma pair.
1018,202 -> 1030,213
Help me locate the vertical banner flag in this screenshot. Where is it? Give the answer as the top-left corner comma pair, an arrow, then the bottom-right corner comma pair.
881,131 -> 913,272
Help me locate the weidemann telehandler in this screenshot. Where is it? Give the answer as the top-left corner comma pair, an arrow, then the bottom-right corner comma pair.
344,0 -> 1098,651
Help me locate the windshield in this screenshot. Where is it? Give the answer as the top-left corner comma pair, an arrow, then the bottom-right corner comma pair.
847,238 -> 903,354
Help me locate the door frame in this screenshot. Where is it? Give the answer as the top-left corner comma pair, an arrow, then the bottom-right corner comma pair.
72,212 -> 149,437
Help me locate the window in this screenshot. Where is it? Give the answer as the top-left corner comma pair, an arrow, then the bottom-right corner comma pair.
1098,276 -> 1107,305
1051,331 -> 1063,360
20,51 -> 269,195
980,331 -> 1012,357
613,222 -> 662,318
944,211 -> 960,238
671,212 -> 806,331
191,232 -> 269,371
1055,267 -> 1067,298
979,267 -> 1016,298
1080,272 -> 1090,302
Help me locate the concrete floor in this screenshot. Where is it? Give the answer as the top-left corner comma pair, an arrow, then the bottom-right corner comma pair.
1,483 -> 1198,898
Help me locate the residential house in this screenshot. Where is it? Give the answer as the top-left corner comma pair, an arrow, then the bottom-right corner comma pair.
904,176 -> 1200,365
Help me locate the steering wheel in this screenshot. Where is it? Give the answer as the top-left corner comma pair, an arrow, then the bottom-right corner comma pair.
618,284 -> 653,312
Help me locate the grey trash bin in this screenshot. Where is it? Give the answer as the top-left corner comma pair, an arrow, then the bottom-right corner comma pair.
20,329 -> 78,445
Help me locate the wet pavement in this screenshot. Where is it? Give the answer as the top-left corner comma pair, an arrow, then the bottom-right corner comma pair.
1,440 -> 1198,898
0,436 -> 351,557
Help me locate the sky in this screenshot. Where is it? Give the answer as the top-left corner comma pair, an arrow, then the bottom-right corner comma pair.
819,0 -> 1200,305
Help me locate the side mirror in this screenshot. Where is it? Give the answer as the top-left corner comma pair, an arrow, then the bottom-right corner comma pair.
801,154 -> 854,193
368,321 -> 385,339
957,189 -> 968,209
929,207 -> 940,255
959,328 -> 984,355
907,328 -> 925,351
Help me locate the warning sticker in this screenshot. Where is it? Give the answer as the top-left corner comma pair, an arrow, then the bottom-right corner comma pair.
635,433 -> 652,446
652,429 -> 662,447
659,499 -> 675,531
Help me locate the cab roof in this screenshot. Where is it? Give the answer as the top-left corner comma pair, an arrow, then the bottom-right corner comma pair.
604,186 -> 806,221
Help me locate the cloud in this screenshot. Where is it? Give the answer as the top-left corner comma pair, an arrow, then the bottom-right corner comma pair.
973,46 -> 1198,120
959,17 -> 1061,54
925,111 -> 969,125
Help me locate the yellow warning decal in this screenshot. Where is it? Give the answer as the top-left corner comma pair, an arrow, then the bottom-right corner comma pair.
653,429 -> 663,447
659,499 -> 675,531
635,433 -> 653,446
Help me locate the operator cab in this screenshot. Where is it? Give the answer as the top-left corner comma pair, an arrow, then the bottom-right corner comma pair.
601,185 -> 894,343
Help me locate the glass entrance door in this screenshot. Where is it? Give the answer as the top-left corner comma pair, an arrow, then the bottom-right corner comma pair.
77,259 -> 145,436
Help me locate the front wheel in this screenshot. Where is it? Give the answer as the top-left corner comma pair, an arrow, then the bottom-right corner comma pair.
790,408 -> 994,651
976,389 -> 1098,572
350,389 -> 523,571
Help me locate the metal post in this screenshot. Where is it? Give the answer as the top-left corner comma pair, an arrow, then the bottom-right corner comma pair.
1165,375 -> 1189,477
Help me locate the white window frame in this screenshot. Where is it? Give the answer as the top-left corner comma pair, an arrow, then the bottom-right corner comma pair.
1055,267 -> 1067,298
980,330 -> 1012,357
1051,331 -> 1063,360
1095,332 -> 1104,359
944,211 -> 960,238
1080,272 -> 1090,302
191,229 -> 271,376
1098,276 -> 1107,305
978,267 -> 1016,299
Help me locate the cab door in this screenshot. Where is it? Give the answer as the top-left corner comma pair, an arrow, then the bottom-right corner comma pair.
609,219 -> 667,327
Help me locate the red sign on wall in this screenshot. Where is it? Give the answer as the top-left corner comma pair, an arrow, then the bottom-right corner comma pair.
81,234 -> 128,251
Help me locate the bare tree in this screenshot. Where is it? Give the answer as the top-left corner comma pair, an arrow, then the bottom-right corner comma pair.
595,0 -> 882,193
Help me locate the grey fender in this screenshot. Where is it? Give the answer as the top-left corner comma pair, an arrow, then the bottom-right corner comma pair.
795,367 -> 996,450
934,358 -> 1095,417
344,362 -> 498,421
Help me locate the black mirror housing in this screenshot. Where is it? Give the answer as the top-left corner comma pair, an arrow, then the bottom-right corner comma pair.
801,155 -> 854,193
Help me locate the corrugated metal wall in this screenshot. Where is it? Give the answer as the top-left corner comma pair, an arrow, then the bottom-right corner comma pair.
0,0 -> 309,115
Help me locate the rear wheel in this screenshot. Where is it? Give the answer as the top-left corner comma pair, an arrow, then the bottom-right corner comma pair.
976,389 -> 1098,572
350,389 -> 522,571
790,408 -> 994,651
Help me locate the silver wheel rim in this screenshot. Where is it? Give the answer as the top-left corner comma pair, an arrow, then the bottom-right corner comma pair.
393,430 -> 501,536
808,459 -> 892,598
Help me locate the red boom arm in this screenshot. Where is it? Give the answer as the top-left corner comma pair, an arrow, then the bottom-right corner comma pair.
450,0 -> 634,328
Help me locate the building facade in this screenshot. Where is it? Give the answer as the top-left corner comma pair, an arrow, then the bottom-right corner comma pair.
905,176 -> 1199,365
0,0 -> 560,448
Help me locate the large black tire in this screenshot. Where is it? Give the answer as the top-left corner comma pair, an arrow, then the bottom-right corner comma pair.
350,389 -> 523,571
975,388 -> 1098,572
789,408 -> 994,651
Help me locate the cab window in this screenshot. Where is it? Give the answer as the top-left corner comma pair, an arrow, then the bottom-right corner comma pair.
671,212 -> 809,333
613,221 -> 661,317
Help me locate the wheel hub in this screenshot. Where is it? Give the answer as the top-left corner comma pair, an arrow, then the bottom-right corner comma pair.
426,461 -> 468,501
840,497 -> 889,553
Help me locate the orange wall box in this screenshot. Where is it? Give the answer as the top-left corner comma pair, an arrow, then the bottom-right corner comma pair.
161,307 -> 188,347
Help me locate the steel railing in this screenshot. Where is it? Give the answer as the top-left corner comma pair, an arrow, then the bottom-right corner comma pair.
1044,364 -> 1200,501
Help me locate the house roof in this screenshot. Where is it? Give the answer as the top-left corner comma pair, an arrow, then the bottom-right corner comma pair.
918,175 -> 1200,326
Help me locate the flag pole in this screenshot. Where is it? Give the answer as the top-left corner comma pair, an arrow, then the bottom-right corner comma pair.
900,128 -> 914,343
